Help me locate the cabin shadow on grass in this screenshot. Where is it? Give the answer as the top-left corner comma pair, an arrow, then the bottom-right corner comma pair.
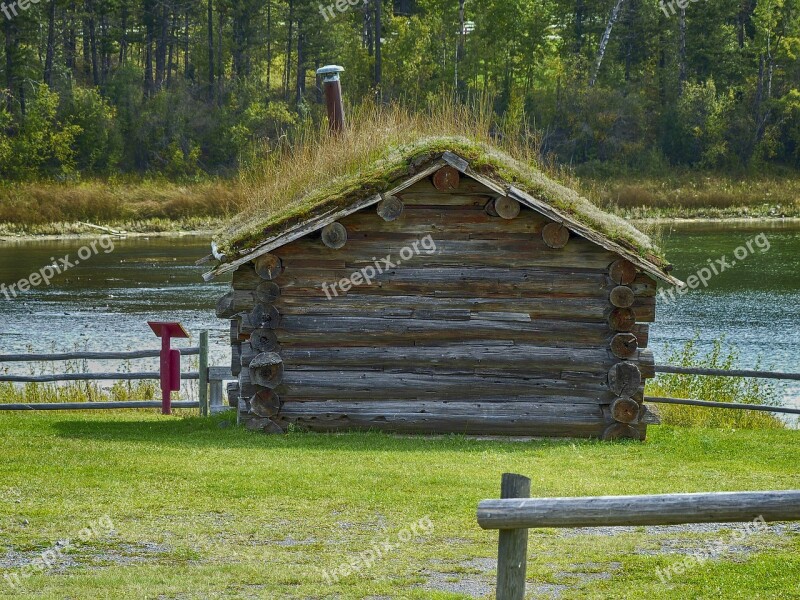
48,413 -> 617,454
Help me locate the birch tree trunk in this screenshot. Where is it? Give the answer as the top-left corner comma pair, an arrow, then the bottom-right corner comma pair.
590,0 -> 626,87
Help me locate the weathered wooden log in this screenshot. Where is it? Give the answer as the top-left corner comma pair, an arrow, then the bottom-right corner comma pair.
278,371 -> 613,401
280,345 -> 618,376
277,295 -> 654,325
226,381 -> 240,407
477,490 -> 800,529
493,197 -> 521,220
608,362 -> 642,396
541,223 -> 570,249
245,416 -> 284,434
376,195 -> 404,222
602,422 -> 642,441
232,264 -> 263,290
249,352 -> 284,389
246,304 -> 281,330
607,307 -> 637,332
250,328 -> 280,352
216,285 -> 281,318
609,259 -> 638,285
230,318 -> 242,343
610,332 -> 638,359
321,222 -> 348,249
230,342 -> 242,376
276,235 -> 620,270
254,254 -> 283,280
484,199 -> 500,217
432,166 -> 460,191
238,369 -> 258,399
278,401 -> 613,437
609,285 -> 635,308
610,396 -> 641,424
249,389 -> 281,418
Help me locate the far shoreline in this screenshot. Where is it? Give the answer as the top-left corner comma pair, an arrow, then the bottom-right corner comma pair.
2,215 -> 800,243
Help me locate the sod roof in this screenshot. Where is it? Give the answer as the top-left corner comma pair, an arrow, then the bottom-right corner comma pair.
209,136 -> 677,284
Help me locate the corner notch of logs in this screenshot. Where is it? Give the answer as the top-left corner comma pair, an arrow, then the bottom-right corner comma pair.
604,258 -> 647,441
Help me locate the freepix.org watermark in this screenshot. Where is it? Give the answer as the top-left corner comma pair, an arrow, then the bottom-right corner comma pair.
659,0 -> 706,18
322,515 -> 434,584
655,515 -> 768,583
1,0 -> 41,21
1,236 -> 115,301
318,0 -> 368,22
2,515 -> 114,590
658,233 -> 770,304
322,234 -> 437,300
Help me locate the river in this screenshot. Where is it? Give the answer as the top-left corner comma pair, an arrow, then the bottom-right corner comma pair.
0,222 -> 797,409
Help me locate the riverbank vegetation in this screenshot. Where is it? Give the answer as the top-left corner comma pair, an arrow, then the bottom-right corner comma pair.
0,412 -> 798,598
649,337 -> 785,430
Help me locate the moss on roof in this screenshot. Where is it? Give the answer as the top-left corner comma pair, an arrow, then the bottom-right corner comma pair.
217,136 -> 666,268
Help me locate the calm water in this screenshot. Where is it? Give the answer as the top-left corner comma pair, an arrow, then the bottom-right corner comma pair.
0,223 -> 798,407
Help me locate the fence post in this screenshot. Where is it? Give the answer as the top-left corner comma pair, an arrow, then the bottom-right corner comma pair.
496,473 -> 531,600
199,330 -> 209,417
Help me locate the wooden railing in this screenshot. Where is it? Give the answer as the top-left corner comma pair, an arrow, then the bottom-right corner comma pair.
0,330 -> 233,415
648,364 -> 800,416
478,473 -> 800,600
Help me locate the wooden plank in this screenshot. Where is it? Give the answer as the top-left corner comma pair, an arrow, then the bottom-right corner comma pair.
477,490 -> 800,529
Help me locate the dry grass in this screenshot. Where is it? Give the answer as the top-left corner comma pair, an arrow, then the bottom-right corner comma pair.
223,98 -> 661,262
0,180 -> 244,234
586,174 -> 800,219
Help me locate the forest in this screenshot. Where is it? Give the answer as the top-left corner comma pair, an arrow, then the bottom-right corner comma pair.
1,0 -> 799,181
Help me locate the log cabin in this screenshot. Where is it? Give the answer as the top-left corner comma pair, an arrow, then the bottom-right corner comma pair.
204,137 -> 682,440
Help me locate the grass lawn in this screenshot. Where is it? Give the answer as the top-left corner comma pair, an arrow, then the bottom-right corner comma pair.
0,411 -> 798,599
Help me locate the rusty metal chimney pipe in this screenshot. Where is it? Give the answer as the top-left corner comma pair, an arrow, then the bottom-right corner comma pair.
316,65 -> 345,133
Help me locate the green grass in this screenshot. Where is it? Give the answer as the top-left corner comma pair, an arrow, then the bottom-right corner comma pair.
0,412 -> 797,598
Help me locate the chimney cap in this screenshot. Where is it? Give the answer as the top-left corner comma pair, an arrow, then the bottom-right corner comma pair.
316,65 -> 345,82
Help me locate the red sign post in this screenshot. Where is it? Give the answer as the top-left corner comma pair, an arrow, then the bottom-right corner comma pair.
147,321 -> 190,415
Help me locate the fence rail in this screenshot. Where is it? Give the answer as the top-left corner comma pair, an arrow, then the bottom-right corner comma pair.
0,348 -> 200,362
478,473 -> 800,600
0,328 -> 233,415
646,395 -> 800,415
654,365 -> 800,381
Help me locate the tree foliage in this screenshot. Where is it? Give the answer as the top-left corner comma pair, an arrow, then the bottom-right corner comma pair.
0,0 -> 798,181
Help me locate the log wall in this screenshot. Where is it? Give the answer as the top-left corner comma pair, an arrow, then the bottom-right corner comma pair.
218,172 -> 659,440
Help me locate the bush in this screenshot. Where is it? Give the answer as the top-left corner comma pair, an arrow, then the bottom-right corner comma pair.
648,336 -> 784,430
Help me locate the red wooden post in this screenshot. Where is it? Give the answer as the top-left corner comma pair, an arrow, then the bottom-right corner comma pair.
148,322 -> 190,415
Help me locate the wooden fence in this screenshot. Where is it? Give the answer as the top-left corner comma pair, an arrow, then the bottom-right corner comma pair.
648,364 -> 800,415
0,330 -> 233,416
477,473 -> 800,600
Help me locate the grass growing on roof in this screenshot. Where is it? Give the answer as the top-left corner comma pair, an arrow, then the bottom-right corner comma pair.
218,99 -> 664,264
